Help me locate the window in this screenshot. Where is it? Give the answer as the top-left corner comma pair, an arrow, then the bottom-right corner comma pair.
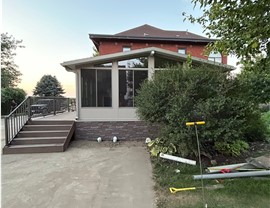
155,56 -> 181,68
81,69 -> 111,107
123,46 -> 131,52
118,57 -> 148,68
208,51 -> 222,63
178,48 -> 186,54
119,70 -> 148,107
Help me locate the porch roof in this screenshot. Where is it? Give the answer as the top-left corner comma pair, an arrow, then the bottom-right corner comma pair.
61,47 -> 235,71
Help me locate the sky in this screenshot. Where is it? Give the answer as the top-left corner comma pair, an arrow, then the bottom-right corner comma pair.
2,0 -> 238,97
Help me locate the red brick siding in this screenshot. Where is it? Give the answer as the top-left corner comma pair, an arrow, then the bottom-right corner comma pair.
99,41 -> 227,64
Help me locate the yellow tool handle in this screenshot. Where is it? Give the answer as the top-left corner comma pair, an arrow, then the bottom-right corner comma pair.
186,121 -> 205,126
169,187 -> 196,193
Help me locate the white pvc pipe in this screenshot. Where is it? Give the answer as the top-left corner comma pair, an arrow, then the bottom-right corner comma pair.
159,153 -> 196,166
193,170 -> 270,180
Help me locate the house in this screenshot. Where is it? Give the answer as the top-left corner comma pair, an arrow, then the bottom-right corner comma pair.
61,24 -> 234,140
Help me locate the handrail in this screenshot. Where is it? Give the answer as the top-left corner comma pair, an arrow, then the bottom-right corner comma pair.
5,97 -> 31,145
4,96 -> 76,146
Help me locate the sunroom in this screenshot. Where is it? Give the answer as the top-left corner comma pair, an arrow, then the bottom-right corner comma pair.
61,47 -> 234,140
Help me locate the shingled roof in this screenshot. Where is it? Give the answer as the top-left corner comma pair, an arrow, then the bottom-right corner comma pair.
115,24 -> 208,40
89,24 -> 215,50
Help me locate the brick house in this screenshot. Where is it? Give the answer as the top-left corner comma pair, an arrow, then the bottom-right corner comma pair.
61,24 -> 233,140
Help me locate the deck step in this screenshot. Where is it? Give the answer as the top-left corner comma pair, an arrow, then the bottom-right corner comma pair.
23,125 -> 71,131
27,120 -> 74,125
11,137 -> 66,145
3,144 -> 64,154
17,130 -> 69,138
3,120 -> 75,154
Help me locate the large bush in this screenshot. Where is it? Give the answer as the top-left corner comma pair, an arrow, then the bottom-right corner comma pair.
1,87 -> 26,115
135,65 -> 267,157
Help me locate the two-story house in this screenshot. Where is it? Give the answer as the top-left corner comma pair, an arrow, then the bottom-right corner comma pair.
61,24 -> 233,140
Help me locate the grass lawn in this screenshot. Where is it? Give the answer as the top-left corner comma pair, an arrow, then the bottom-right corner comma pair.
152,111 -> 270,208
152,150 -> 270,208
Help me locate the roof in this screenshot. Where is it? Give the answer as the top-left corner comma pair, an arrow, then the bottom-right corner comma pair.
61,47 -> 234,71
89,24 -> 216,49
115,24 -> 209,40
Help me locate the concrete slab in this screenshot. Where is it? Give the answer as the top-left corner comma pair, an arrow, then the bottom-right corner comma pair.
1,140 -> 156,208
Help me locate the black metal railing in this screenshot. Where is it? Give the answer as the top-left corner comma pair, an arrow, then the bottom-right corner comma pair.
4,97 -> 31,145
4,96 -> 76,146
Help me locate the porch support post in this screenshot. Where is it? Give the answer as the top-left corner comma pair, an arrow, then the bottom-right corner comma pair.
112,61 -> 118,109
76,70 -> 81,119
148,55 -> 155,80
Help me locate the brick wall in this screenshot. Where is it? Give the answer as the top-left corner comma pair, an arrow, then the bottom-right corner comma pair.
99,40 -> 227,64
75,121 -> 160,140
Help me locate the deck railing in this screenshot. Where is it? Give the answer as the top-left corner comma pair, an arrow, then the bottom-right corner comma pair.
4,97 -> 31,145
4,96 -> 76,146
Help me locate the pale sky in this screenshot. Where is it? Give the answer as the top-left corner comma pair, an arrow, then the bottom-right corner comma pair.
2,0 -> 238,97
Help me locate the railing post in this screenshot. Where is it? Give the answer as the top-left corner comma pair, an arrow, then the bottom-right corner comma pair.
28,97 -> 31,118
5,117 -> 9,145
54,97 -> 56,115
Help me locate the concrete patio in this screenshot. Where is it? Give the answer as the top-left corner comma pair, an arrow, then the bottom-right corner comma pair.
1,112 -> 156,208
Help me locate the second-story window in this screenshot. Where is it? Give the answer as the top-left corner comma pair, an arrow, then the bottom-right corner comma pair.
123,46 -> 131,52
178,48 -> 186,54
208,51 -> 222,63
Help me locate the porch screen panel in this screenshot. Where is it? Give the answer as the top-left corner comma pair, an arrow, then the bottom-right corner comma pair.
81,69 -> 96,107
134,70 -> 148,97
119,70 -> 133,107
97,70 -> 112,107
119,70 -> 148,107
81,69 -> 112,107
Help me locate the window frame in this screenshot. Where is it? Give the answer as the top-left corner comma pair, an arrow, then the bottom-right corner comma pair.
118,69 -> 148,107
81,68 -> 112,108
122,46 -> 131,52
178,48 -> 186,54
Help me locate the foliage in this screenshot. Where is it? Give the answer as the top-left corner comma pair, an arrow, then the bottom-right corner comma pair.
33,75 -> 65,97
238,56 -> 270,104
147,138 -> 176,156
1,33 -> 23,88
92,46 -> 99,57
135,65 -> 267,157
152,156 -> 270,208
214,140 -> 249,157
1,88 -> 26,115
262,111 -> 270,140
183,0 -> 270,64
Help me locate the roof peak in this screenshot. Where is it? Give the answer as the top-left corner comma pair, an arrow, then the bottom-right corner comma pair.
115,24 -> 207,40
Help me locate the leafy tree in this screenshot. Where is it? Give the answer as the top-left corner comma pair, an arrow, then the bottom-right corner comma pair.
92,46 -> 99,57
1,33 -> 23,88
33,75 -> 65,97
238,56 -> 270,104
135,65 -> 267,157
183,0 -> 270,63
1,88 -> 26,115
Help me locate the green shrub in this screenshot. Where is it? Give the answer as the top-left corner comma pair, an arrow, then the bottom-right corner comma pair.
215,140 -> 249,157
135,65 -> 268,157
1,87 -> 26,115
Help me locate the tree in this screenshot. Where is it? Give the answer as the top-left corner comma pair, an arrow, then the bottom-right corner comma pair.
1,88 -> 26,115
184,0 -> 270,63
135,65 -> 267,157
238,56 -> 270,104
33,75 -> 65,97
1,33 -> 23,88
92,46 -> 99,57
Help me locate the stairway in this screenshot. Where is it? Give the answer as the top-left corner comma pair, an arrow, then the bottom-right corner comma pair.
3,120 -> 75,154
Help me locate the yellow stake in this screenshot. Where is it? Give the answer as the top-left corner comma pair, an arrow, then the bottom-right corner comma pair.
186,121 -> 205,126
170,187 -> 196,193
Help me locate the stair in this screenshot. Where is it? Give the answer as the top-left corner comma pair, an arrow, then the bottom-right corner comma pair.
3,120 -> 75,154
